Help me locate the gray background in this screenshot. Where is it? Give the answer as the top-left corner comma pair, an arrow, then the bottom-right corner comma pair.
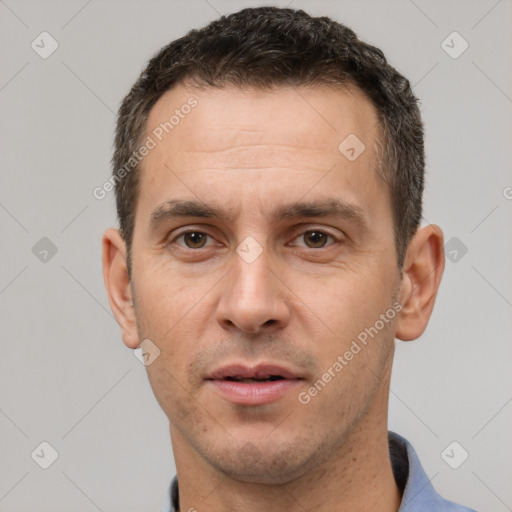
1,0 -> 511,510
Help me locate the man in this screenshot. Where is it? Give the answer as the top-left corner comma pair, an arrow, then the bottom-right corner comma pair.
102,7 -> 476,512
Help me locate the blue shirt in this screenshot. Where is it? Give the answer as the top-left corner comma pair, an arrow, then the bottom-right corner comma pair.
160,431 -> 477,511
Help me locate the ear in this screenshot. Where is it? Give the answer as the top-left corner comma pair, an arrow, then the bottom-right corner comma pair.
396,224 -> 445,341
102,228 -> 140,349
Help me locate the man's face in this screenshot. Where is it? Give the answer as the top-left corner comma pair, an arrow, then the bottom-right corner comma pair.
130,83 -> 402,482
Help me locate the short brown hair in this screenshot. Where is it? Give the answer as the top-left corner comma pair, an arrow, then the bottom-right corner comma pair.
113,7 -> 424,272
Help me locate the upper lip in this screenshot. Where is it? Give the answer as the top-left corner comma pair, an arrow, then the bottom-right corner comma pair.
206,363 -> 303,380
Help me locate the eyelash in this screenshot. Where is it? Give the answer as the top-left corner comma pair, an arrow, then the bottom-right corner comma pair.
168,228 -> 339,250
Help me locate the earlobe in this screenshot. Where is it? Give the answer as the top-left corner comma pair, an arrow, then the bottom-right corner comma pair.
102,228 -> 141,349
395,225 -> 445,342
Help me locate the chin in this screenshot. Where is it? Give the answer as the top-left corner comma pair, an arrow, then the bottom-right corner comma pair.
204,438 -> 325,485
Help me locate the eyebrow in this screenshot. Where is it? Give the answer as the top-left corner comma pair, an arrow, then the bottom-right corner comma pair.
149,198 -> 369,231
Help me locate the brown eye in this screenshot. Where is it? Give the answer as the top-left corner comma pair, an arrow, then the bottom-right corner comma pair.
303,231 -> 329,248
182,232 -> 208,248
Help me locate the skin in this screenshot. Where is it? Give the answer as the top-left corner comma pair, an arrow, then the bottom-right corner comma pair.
103,83 -> 444,512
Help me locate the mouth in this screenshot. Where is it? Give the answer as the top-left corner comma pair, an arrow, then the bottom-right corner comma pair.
223,375 -> 286,383
205,364 -> 303,406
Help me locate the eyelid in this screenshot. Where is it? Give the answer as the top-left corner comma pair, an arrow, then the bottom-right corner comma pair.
292,225 -> 342,238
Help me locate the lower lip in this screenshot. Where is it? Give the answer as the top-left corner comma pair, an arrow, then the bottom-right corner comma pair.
207,379 -> 301,405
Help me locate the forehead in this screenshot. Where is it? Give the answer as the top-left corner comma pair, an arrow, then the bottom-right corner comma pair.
145,82 -> 380,168
136,82 -> 389,232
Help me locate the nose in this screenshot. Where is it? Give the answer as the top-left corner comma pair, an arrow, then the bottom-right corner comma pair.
216,247 -> 291,335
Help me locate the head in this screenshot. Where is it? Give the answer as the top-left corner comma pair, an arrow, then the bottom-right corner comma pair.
103,7 -> 444,484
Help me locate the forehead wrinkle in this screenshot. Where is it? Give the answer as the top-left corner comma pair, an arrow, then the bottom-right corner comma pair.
172,144 -> 337,174
171,165 -> 331,173
181,142 -> 332,154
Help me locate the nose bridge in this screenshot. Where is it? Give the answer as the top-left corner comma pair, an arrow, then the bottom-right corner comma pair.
234,249 -> 273,302
216,243 -> 289,333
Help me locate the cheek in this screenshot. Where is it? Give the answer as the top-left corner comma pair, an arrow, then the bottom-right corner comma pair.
134,262 -> 195,330
146,362 -> 202,427
303,268 -> 389,331
135,273 -> 214,388
300,267 -> 398,373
